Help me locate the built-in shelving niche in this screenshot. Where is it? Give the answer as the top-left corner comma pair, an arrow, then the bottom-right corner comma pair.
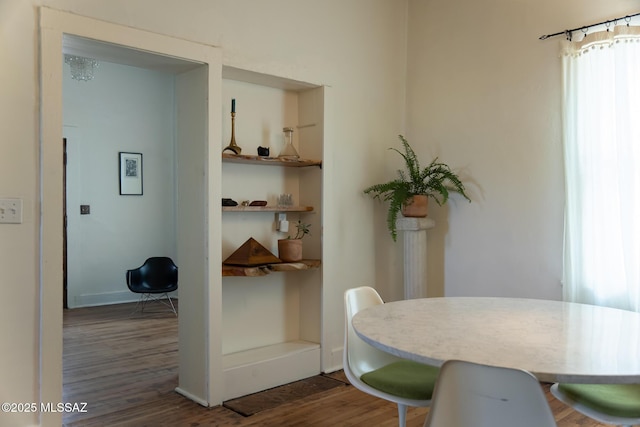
220,66 -> 324,401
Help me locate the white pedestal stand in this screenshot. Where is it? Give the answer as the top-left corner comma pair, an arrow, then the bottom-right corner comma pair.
396,217 -> 435,299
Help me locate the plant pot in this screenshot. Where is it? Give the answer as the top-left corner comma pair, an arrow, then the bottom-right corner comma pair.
278,239 -> 303,262
401,194 -> 428,218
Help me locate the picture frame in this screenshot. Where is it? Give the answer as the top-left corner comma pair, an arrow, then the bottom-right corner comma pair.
119,152 -> 143,195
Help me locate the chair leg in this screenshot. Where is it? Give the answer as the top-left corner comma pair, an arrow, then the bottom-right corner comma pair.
397,403 -> 407,427
131,293 -> 177,315
141,294 -> 150,312
131,294 -> 146,315
166,295 -> 177,316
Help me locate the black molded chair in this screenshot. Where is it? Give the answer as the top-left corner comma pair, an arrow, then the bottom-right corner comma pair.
126,257 -> 178,315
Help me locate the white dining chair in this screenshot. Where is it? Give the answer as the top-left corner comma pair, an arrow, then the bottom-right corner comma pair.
550,383 -> 640,427
423,359 -> 557,427
344,286 -> 439,427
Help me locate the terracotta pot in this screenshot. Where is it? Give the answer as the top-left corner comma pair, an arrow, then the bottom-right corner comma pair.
278,239 -> 303,262
401,195 -> 428,217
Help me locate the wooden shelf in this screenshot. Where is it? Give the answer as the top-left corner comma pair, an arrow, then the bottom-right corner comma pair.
222,205 -> 314,213
222,259 -> 321,277
222,153 -> 321,167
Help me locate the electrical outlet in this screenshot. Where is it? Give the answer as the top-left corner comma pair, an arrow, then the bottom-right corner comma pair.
0,198 -> 23,224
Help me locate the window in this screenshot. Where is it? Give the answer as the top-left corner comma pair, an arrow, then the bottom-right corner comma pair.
562,26 -> 640,311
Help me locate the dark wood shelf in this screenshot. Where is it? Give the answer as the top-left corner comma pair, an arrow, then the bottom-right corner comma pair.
222,206 -> 314,213
222,259 -> 321,277
222,153 -> 321,167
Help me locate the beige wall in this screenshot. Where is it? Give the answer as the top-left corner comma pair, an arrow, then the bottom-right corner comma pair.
404,0 -> 639,297
3,0 -> 638,424
1,1 -> 407,425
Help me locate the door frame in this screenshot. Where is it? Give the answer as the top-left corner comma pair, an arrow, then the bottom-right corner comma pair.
63,137 -> 67,309
39,8 -> 223,425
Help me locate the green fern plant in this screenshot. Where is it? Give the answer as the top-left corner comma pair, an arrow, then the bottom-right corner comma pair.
364,135 -> 471,241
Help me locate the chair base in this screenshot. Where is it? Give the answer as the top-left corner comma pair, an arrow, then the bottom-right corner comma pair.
132,293 -> 177,316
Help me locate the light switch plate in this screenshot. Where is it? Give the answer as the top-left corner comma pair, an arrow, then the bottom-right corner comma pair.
0,198 -> 23,224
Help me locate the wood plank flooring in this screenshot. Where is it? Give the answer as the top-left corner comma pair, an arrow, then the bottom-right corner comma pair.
63,301 -> 609,427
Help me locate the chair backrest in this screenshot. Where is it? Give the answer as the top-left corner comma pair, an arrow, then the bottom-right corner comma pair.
127,257 -> 178,292
344,286 -> 403,378
424,360 -> 557,427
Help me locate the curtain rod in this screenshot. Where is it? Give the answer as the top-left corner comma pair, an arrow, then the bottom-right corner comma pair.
539,12 -> 640,40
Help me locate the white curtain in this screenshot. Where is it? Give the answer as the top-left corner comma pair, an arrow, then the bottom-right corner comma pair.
562,26 -> 640,312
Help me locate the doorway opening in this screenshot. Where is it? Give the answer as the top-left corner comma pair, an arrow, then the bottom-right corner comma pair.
40,10 -> 222,420
61,34 -> 204,418
61,35 -> 198,309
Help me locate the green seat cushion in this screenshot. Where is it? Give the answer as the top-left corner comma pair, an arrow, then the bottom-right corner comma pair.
360,360 -> 439,400
558,383 -> 640,418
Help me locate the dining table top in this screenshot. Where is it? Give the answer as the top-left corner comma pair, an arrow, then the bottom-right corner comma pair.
352,296 -> 640,384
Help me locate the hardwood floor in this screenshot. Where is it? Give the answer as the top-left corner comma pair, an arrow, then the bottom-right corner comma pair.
63,301 -> 608,427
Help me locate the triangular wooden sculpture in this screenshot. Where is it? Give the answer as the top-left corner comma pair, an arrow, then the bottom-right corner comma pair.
223,237 -> 282,266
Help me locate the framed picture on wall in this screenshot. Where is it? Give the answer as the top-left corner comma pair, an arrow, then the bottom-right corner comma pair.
119,152 -> 143,195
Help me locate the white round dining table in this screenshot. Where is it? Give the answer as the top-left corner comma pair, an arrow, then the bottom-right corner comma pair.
352,297 -> 640,384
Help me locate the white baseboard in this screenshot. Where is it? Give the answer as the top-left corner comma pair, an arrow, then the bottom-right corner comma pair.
175,387 -> 209,407
323,346 -> 344,373
70,290 -> 177,308
223,341 -> 321,401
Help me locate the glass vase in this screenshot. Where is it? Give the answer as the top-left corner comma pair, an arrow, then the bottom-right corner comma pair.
278,127 -> 299,159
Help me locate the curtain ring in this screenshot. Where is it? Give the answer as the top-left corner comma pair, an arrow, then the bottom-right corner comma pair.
565,30 -> 573,41
605,21 -> 611,32
581,27 -> 588,39
625,16 -> 631,26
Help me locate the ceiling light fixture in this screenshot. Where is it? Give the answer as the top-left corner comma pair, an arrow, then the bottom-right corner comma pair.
64,54 -> 100,81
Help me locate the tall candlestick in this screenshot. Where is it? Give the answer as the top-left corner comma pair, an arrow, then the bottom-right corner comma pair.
223,110 -> 241,154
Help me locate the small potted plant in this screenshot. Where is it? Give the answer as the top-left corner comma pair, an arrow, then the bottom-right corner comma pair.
278,220 -> 311,262
364,135 -> 470,241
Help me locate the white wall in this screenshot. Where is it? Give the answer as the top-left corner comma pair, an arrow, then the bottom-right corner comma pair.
10,0 -> 637,424
2,1 -> 408,425
220,79 -> 302,354
401,0 -> 640,299
64,61 -> 177,307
